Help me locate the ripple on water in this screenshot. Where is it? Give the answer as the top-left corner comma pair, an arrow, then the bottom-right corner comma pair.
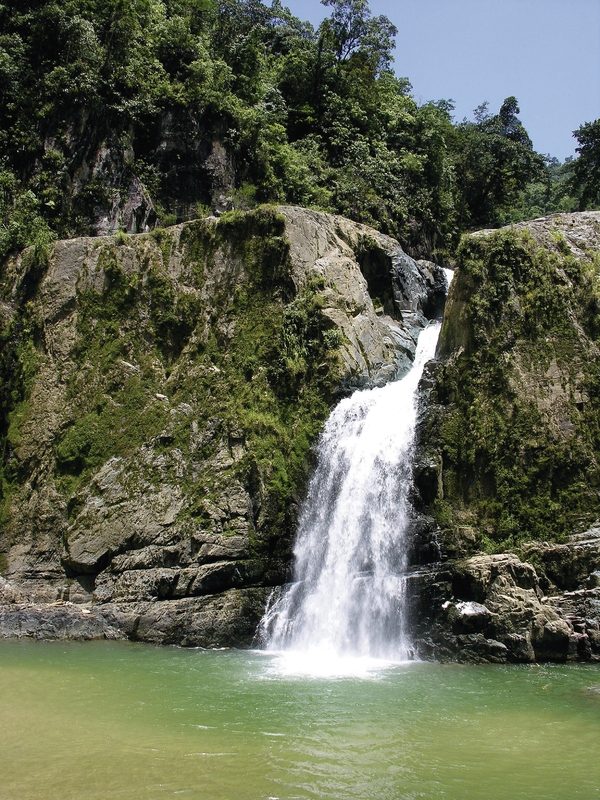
1,641 -> 599,800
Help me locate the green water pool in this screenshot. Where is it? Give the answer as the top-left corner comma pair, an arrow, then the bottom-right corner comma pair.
0,641 -> 598,800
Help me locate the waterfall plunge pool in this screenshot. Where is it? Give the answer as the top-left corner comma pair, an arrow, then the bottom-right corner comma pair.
2,640 -> 599,800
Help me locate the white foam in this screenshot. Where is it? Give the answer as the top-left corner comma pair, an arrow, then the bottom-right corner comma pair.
265,648 -> 405,679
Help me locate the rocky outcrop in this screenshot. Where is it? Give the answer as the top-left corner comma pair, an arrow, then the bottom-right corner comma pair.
279,206 -> 446,388
407,526 -> 600,663
46,114 -> 236,236
409,212 -> 600,662
7,206 -> 596,662
0,206 -> 443,644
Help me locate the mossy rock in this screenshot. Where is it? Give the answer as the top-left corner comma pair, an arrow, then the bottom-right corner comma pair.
429,221 -> 600,551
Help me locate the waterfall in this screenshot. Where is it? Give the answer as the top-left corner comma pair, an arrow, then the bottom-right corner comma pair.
259,274 -> 451,673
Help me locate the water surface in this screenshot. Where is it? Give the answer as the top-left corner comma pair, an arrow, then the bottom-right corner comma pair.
1,641 -> 599,800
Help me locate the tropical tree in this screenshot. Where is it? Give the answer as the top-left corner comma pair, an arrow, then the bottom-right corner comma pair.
452,97 -> 545,229
571,119 -> 600,209
319,0 -> 397,74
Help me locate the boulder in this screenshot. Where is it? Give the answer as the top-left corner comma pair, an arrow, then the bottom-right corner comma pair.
409,551 -> 600,663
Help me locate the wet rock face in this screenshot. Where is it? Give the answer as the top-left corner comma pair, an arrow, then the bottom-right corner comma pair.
0,206 -> 442,646
279,207 -> 446,389
51,112 -> 237,236
416,212 -> 600,550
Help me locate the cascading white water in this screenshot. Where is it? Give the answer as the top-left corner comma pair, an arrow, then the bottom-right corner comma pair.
260,275 -> 451,674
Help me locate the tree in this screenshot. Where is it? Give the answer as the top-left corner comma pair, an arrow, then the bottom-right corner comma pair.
319,0 -> 397,74
0,0 -> 555,260
452,97 -> 545,228
496,96 -> 533,147
571,119 -> 600,209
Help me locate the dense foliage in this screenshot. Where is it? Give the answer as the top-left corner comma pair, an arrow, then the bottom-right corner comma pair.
572,119 -> 600,210
0,0 -> 596,263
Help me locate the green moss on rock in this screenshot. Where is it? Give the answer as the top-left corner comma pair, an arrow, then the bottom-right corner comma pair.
432,226 -> 600,550
0,302 -> 42,527
31,207 -> 341,569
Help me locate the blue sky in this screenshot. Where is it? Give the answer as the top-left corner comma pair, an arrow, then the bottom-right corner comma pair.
283,0 -> 600,160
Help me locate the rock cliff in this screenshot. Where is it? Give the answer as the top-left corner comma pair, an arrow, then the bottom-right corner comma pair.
0,205 -> 444,644
410,212 -> 600,662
